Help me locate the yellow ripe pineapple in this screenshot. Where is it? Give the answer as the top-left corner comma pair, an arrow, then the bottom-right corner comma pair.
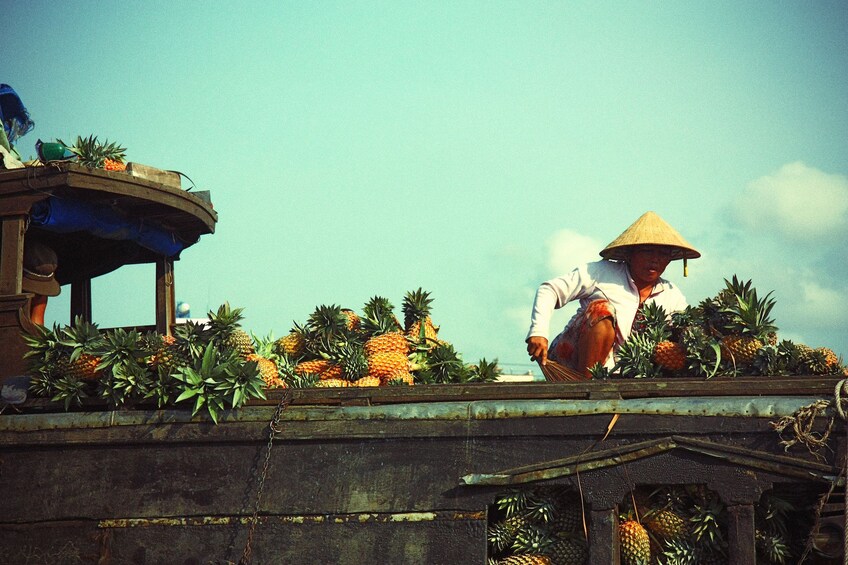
341,308 -> 361,331
367,351 -> 410,381
652,341 -> 686,371
275,326 -> 306,358
354,375 -> 381,387
295,359 -> 342,380
247,354 -> 284,388
63,353 -> 102,381
816,347 -> 840,372
383,370 -> 415,386
619,519 -> 650,565
316,378 -> 351,388
364,331 -> 409,356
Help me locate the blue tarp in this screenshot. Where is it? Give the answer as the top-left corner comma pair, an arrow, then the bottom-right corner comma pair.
30,197 -> 185,257
0,84 -> 35,144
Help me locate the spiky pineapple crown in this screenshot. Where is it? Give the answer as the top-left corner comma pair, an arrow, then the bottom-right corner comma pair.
362,296 -> 396,320
58,134 -> 126,168
720,280 -> 778,338
402,287 -> 434,329
207,302 -> 245,338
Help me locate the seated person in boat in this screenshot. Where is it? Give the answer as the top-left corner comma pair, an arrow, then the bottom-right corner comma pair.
525,211 -> 700,380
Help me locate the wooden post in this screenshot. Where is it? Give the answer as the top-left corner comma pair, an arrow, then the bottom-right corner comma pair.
0,216 -> 25,295
588,506 -> 619,564
70,279 -> 92,323
726,503 -> 756,565
155,257 -> 175,335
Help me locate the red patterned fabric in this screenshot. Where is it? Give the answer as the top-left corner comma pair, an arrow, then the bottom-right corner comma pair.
548,299 -> 617,369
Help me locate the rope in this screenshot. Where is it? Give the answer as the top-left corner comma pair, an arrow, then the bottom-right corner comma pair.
837,379 -> 848,565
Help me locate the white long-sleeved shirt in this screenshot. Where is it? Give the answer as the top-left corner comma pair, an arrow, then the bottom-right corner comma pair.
526,260 -> 688,345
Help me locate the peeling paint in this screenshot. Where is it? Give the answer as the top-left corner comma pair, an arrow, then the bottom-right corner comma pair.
98,511 -> 484,529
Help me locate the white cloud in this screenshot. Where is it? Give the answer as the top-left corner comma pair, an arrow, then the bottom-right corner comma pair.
545,229 -> 602,276
735,162 -> 848,241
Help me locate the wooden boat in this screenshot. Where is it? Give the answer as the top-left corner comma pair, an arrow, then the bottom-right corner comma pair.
0,165 -> 844,564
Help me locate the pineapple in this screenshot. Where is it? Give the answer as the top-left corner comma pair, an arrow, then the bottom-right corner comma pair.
414,341 -> 472,384
618,519 -> 650,565
652,340 -> 687,371
274,323 -> 307,358
58,317 -> 105,381
814,346 -> 841,374
402,288 -> 440,346
295,359 -> 342,380
315,378 -> 351,388
103,158 -> 126,171
65,353 -> 102,381
364,331 -> 409,356
362,295 -> 402,331
306,304 -> 350,346
208,303 -> 255,358
332,342 -> 369,381
384,370 -> 415,385
150,334 -> 191,374
718,278 -> 777,366
614,332 -> 662,379
247,354 -> 283,388
341,308 -> 361,331
367,351 -> 410,381
545,537 -> 588,565
354,375 -> 381,387
643,508 -> 687,541
59,134 -> 126,169
469,358 -> 502,383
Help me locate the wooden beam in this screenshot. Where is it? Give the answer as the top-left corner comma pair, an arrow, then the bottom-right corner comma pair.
0,216 -> 25,295
155,257 -> 175,335
727,504 -> 756,565
70,279 -> 92,323
589,506 -> 619,564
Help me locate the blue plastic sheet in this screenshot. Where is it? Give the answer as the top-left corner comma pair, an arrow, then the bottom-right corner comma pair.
30,197 -> 185,257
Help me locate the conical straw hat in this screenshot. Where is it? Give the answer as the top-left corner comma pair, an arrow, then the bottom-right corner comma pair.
600,211 -> 700,261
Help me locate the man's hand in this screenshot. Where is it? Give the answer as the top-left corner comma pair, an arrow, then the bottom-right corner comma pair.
526,336 -> 549,365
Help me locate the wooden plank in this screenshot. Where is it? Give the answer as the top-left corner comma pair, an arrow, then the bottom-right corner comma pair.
0,216 -> 25,295
155,257 -> 175,335
126,162 -> 181,189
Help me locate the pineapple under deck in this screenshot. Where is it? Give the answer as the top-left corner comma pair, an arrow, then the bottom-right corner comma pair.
1,378 -> 846,564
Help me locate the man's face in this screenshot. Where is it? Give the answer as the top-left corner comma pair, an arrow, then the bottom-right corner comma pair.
627,245 -> 673,286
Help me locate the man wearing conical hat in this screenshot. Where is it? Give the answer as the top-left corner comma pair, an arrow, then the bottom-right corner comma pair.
526,211 -> 700,380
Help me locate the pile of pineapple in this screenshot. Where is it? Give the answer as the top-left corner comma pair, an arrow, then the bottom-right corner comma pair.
487,486 -> 588,565
22,289 -> 501,418
487,483 -> 824,565
23,304 -> 267,422
56,134 -> 127,170
603,276 -> 846,380
269,288 -> 501,388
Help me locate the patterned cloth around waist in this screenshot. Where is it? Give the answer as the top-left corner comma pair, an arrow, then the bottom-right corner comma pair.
548,299 -> 617,369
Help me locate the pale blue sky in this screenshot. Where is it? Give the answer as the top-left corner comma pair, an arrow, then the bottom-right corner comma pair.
6,1 -> 848,374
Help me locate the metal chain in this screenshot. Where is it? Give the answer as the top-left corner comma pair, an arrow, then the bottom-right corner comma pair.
238,389 -> 292,565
